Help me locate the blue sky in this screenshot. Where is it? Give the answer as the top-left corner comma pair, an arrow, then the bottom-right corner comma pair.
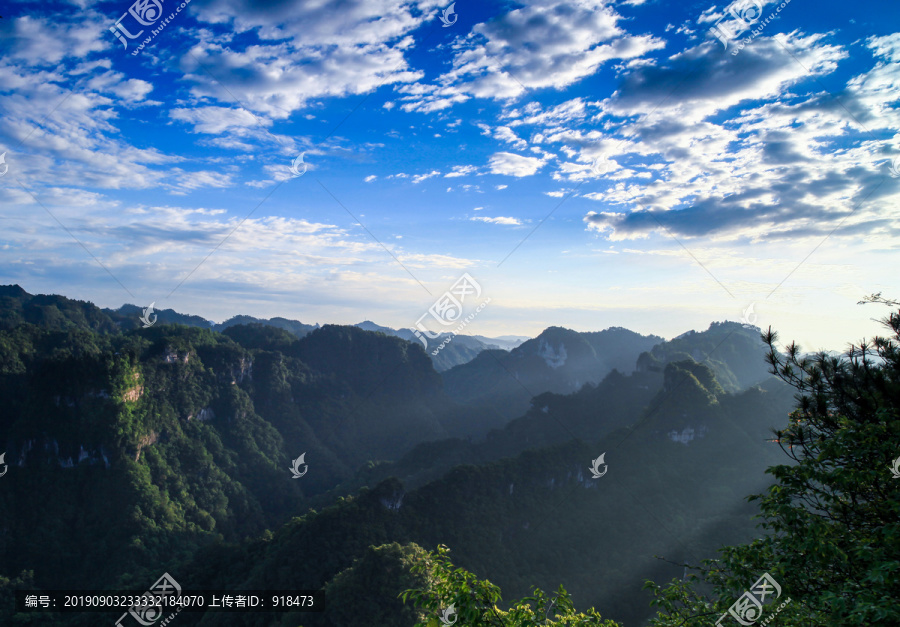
0,0 -> 898,351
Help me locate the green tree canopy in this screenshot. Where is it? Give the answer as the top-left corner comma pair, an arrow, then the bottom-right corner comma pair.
402,545 -> 621,627
323,542 -> 431,627
644,303 -> 900,626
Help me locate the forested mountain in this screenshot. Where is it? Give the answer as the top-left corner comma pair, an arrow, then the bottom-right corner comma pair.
99,374 -> 795,627
440,323 -> 767,425
0,285 -> 523,374
108,299 -> 523,371
635,324 -> 773,392
0,284 -> 121,334
0,314 -> 459,598
0,285 -> 816,627
217,315 -> 319,338
441,326 -> 655,424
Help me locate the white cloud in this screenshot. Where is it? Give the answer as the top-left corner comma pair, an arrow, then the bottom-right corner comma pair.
505,98 -> 594,127
0,197 -> 478,297
178,1 -> 444,118
181,40 -> 425,119
493,126 -> 528,150
192,0 -> 443,48
445,165 -> 478,177
170,169 -> 236,194
488,152 -> 546,177
399,0 -> 665,111
602,33 -> 846,122
171,107 -> 267,135
6,13 -> 107,65
470,216 -> 523,226
85,71 -> 153,103
412,170 -> 441,183
0,64 -> 182,192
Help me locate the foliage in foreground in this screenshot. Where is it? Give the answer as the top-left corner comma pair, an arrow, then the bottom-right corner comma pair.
644,302 -> 900,626
402,545 -> 621,627
323,543 -> 432,627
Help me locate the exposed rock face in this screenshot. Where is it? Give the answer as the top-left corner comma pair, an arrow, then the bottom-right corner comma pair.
668,425 -> 709,444
134,431 -> 159,462
232,357 -> 252,385
188,407 -> 215,422
164,349 -> 193,364
538,339 -> 568,369
380,492 -> 404,512
122,371 -> 143,403
13,439 -> 112,469
372,478 -> 406,512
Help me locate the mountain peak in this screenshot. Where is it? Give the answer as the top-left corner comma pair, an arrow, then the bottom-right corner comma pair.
0,284 -> 29,298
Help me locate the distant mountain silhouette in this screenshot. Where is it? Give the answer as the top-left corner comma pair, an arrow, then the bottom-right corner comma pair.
354,320 -> 529,370
0,283 -> 523,374
441,325 -> 664,423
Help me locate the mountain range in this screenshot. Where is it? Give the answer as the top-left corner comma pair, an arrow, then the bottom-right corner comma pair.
109,303 -> 529,373
0,284 -> 794,627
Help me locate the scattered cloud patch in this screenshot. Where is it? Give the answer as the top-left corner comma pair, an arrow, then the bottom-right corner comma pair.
470,215 -> 524,226
489,152 -> 546,177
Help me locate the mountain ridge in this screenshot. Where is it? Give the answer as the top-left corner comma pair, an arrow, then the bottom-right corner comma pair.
0,284 -> 794,627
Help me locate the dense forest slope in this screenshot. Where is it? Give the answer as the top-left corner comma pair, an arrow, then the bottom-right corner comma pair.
0,316 -> 456,596
0,285 -> 797,627
175,377 -> 795,627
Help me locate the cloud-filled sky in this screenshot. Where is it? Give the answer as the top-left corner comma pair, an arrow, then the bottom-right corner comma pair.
0,0 -> 898,351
